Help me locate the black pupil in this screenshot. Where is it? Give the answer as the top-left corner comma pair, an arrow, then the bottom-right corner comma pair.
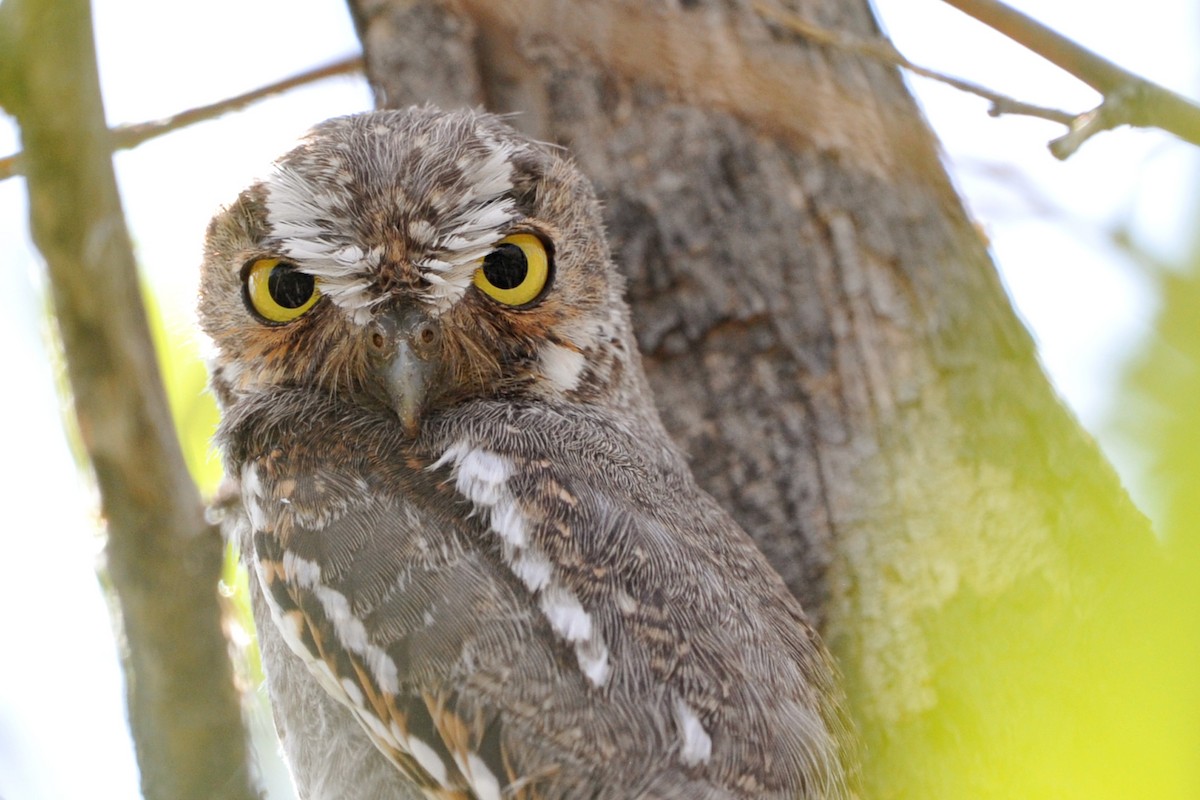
268,265 -> 315,308
482,244 -> 528,290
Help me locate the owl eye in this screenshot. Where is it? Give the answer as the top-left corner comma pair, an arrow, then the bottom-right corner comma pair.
473,233 -> 551,307
245,258 -> 320,323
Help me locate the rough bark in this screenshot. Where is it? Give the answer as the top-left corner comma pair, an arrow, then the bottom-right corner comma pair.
1,1 -> 257,798
347,1 -> 1160,797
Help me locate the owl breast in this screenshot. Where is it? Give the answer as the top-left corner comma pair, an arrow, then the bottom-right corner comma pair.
224,386 -> 848,800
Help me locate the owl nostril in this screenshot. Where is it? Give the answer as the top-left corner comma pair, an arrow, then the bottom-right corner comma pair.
367,322 -> 394,356
409,321 -> 439,354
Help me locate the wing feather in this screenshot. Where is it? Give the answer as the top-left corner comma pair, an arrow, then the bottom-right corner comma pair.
235,393 -> 850,799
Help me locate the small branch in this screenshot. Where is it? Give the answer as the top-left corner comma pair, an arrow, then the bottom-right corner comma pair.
0,153 -> 20,181
0,55 -> 363,181
754,2 -> 1074,126
939,0 -> 1200,157
756,0 -> 1200,159
939,0 -> 1133,95
114,55 -> 363,150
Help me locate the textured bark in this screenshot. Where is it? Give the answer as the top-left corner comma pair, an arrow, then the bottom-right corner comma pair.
346,0 -> 1157,797
2,1 -> 257,798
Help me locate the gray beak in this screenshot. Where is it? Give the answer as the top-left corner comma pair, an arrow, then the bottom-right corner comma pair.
386,339 -> 429,433
368,309 -> 437,435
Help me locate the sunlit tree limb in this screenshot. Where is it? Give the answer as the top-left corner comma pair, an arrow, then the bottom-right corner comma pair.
3,0 -> 257,797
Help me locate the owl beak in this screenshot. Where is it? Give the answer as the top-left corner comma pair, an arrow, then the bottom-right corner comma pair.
369,310 -> 434,435
386,341 -> 429,435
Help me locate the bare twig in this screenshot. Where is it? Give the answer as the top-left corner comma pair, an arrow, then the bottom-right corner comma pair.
4,0 -> 257,797
756,0 -> 1200,159
114,55 -> 363,149
754,1 -> 1074,126
0,153 -> 21,181
939,0 -> 1200,157
0,55 -> 364,181
940,0 -> 1139,96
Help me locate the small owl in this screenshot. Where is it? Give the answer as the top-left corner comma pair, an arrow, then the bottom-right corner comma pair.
201,107 -> 852,799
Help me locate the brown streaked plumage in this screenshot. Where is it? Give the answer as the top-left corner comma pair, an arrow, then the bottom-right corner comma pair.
201,106 -> 854,799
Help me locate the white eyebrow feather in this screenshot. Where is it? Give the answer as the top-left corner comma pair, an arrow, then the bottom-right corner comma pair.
417,139 -> 520,313
264,133 -> 523,320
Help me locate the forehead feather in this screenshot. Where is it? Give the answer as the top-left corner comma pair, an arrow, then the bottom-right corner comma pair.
263,109 -> 529,322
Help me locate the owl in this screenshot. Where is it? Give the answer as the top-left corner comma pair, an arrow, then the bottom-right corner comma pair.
200,106 -> 852,800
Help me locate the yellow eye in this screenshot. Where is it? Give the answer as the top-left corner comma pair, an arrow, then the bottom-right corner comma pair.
245,258 -> 320,323
473,233 -> 551,307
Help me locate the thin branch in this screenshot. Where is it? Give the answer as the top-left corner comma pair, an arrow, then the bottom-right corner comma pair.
0,153 -> 21,180
114,55 -> 363,149
754,2 -> 1074,125
4,0 -> 257,797
0,55 -> 363,181
757,0 -> 1200,159
940,0 -> 1138,95
939,0 -> 1200,157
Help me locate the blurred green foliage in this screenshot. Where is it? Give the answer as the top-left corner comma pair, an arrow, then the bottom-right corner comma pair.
1111,238 -> 1200,798
838,218 -> 1200,797
143,288 -> 222,495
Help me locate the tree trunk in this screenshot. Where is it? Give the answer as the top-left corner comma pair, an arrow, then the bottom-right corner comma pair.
346,1 -> 1166,797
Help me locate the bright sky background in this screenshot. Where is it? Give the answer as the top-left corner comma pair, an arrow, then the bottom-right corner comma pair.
1,0 -> 1196,797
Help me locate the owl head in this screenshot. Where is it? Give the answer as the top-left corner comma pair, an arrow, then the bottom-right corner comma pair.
200,107 -> 648,433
